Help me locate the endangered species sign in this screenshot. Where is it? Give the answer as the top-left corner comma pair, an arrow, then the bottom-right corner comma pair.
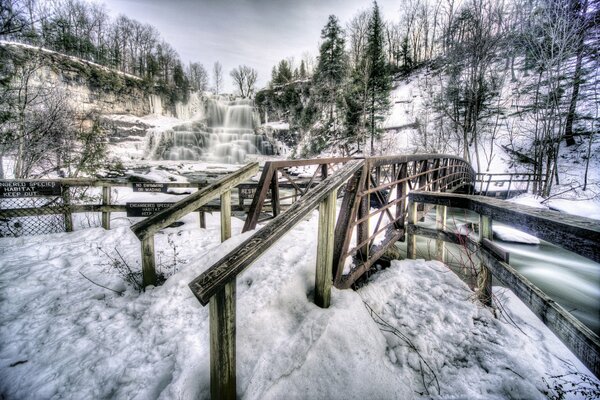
0,181 -> 63,198
132,183 -> 168,192
126,202 -> 174,217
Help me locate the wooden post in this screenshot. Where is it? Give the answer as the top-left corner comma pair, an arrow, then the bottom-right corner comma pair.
506,175 -> 513,199
436,205 -> 447,262
406,200 -> 418,259
315,188 -> 336,308
478,214 -> 493,306
199,211 -> 206,229
270,170 -> 280,217
357,163 -> 370,260
209,281 -> 236,400
211,188 -> 236,399
221,191 -> 231,242
396,163 -> 407,230
101,186 -> 111,230
141,235 -> 157,287
62,186 -> 73,232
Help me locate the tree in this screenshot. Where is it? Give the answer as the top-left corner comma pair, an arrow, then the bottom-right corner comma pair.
213,61 -> 223,95
187,62 -> 208,92
563,0 -> 590,146
364,1 -> 392,154
230,65 -> 258,98
313,14 -> 347,141
0,54 -> 105,178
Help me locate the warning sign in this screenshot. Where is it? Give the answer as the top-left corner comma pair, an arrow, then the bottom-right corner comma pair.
0,181 -> 63,198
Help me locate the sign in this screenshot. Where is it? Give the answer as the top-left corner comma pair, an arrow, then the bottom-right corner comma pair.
126,202 -> 173,217
132,183 -> 167,193
0,181 -> 63,198
238,184 -> 257,199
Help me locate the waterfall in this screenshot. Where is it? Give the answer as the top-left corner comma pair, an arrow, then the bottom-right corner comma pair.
146,97 -> 273,164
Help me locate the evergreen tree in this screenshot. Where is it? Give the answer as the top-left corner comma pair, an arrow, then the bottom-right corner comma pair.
364,1 -> 391,154
313,14 -> 347,141
299,60 -> 307,79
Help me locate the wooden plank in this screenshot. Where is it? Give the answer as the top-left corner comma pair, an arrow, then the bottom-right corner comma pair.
131,163 -> 258,240
332,171 -> 364,284
0,203 -> 247,219
189,160 -> 364,306
409,191 -> 600,263
315,189 -> 337,308
242,163 -> 274,232
221,191 -> 232,242
209,280 -> 236,400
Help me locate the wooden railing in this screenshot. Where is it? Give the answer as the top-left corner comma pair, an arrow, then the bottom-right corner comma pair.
129,163 -> 259,287
188,154 -> 474,399
474,172 -> 544,198
406,191 -> 600,378
0,178 -> 210,231
188,160 -> 364,399
241,155 -> 474,289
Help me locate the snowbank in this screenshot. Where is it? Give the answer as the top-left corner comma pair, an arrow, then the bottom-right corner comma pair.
0,212 -> 597,399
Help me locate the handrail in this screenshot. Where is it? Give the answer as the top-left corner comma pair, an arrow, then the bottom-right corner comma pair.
409,191 -> 600,263
128,162 -> 259,287
406,191 -> 600,378
188,159 -> 364,399
130,163 -> 258,241
188,159 -> 364,305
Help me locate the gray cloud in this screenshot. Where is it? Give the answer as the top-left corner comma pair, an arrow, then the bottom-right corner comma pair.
95,0 -> 400,91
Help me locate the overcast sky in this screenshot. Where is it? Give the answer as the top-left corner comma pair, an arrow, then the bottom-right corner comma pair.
93,0 -> 401,92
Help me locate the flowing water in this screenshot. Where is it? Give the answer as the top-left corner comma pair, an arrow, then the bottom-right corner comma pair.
146,98 -> 273,163
403,208 -> 600,334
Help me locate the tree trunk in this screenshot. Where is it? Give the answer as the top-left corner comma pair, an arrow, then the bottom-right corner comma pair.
564,0 -> 588,147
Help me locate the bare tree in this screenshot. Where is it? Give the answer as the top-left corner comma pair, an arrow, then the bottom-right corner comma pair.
230,65 -> 257,98
213,61 -> 222,95
187,62 -> 208,92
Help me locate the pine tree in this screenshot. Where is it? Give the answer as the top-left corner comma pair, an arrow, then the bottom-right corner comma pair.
364,2 -> 391,154
313,14 -> 347,141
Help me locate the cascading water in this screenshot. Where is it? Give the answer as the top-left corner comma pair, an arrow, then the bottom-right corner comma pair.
146,97 -> 273,163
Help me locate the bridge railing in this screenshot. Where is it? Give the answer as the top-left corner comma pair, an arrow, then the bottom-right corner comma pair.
474,172 -> 544,198
333,154 -> 474,288
129,162 -> 259,287
406,191 -> 600,378
188,154 -> 474,398
188,159 -> 364,399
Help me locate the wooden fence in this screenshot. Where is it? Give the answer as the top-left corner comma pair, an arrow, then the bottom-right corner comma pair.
406,191 -> 600,378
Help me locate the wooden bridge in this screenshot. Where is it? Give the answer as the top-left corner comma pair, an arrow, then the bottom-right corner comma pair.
1,154 -> 599,398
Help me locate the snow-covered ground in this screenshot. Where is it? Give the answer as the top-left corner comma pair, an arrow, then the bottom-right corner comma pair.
1,207 -> 597,399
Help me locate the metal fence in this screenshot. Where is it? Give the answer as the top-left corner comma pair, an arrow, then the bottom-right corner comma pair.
0,196 -> 68,237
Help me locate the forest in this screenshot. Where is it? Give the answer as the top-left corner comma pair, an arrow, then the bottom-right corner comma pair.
1,0 -> 599,198
261,0 -> 598,196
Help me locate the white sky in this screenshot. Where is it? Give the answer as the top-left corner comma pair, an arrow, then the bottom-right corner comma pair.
93,0 -> 402,92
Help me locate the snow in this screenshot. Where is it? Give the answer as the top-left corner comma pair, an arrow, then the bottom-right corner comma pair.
1,210 -> 597,399
493,225 -> 541,244
0,41 -> 142,81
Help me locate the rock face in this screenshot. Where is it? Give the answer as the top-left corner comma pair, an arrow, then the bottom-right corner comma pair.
0,41 -> 199,118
